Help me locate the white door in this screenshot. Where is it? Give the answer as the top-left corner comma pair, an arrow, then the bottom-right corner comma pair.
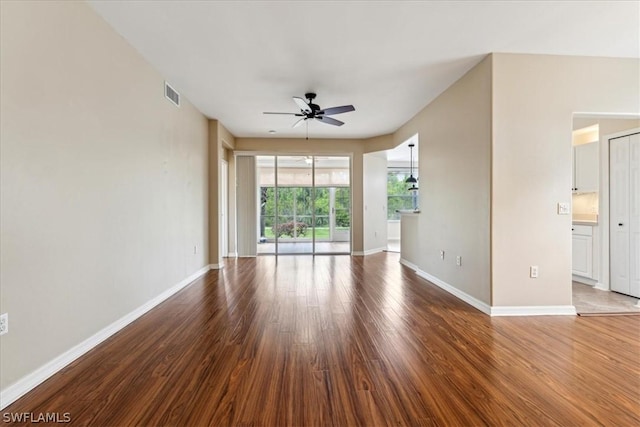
221,160 -> 228,258
630,134 -> 640,296
610,134 -> 640,297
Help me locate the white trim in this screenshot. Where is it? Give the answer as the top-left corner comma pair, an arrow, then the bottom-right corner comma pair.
362,247 -> 386,256
226,252 -> 238,258
603,127 -> 640,141
400,260 -> 575,317
236,255 -> 257,258
209,263 -> 224,269
399,259 -> 491,314
399,258 -> 419,271
0,265 -> 211,410
351,251 -> 365,256
414,269 -> 492,315
572,275 -> 598,286
490,305 -> 577,316
594,282 -> 609,291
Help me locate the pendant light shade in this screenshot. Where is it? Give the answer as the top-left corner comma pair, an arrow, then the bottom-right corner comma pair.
405,143 -> 418,189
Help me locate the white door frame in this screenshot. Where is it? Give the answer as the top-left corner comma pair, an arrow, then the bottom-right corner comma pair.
221,160 -> 229,258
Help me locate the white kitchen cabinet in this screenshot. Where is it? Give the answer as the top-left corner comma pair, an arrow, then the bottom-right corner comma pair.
572,142 -> 598,193
572,225 -> 593,278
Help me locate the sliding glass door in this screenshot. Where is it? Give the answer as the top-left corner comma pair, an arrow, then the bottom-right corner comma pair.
256,155 -> 351,255
313,157 -> 351,254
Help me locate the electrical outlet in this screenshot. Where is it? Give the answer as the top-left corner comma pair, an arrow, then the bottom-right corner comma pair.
0,313 -> 8,336
530,266 -> 539,278
440,250 -> 445,260
456,256 -> 462,266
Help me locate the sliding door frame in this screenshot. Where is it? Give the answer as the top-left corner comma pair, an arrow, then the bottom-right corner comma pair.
250,152 -> 352,256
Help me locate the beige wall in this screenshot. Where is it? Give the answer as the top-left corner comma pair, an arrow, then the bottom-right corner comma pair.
394,54 -> 639,309
393,56 -> 493,304
492,54 -> 640,306
0,1 -> 209,390
363,134 -> 396,153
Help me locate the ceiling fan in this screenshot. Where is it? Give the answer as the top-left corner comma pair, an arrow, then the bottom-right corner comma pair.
264,93 -> 355,128
295,155 -> 329,164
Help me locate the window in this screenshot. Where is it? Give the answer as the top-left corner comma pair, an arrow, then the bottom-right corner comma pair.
387,169 -> 418,220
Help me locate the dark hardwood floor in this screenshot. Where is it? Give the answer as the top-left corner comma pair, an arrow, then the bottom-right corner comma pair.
4,253 -> 640,426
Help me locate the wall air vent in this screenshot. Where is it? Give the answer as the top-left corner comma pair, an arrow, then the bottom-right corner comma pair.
164,81 -> 180,107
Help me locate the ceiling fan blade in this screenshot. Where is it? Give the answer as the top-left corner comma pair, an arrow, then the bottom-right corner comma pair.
315,116 -> 344,126
293,97 -> 311,113
263,112 -> 304,116
292,117 -> 306,128
317,105 -> 355,116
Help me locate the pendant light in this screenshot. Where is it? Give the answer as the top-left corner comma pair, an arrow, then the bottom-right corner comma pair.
405,143 -> 418,190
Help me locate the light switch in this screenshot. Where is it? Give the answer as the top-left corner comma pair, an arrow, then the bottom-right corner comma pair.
557,202 -> 570,215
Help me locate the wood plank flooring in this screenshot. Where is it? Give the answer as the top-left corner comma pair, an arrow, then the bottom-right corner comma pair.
4,253 -> 640,426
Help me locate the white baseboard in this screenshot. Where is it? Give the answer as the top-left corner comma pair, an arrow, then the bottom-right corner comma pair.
0,265 -> 210,410
414,269 -> 492,315
226,252 -> 238,258
572,275 -> 598,286
399,258 -> 419,271
400,259 -> 575,317
351,251 -> 364,256
594,282 -> 609,291
209,263 -> 223,269
363,247 -> 386,256
490,305 -> 577,316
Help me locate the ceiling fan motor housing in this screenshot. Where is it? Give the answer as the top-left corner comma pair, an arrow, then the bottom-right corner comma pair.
305,93 -> 320,115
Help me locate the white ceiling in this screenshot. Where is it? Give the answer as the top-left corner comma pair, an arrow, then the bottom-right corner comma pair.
88,1 -> 639,140
387,133 -> 419,163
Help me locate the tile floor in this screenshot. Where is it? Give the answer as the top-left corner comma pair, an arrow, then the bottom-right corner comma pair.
573,281 -> 640,313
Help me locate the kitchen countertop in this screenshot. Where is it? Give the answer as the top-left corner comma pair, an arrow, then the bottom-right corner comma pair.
573,214 -> 598,226
396,209 -> 421,215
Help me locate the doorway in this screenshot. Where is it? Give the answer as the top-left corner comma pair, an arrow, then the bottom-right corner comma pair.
570,117 -> 640,313
221,160 -> 228,258
384,134 -> 419,253
256,155 -> 351,255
